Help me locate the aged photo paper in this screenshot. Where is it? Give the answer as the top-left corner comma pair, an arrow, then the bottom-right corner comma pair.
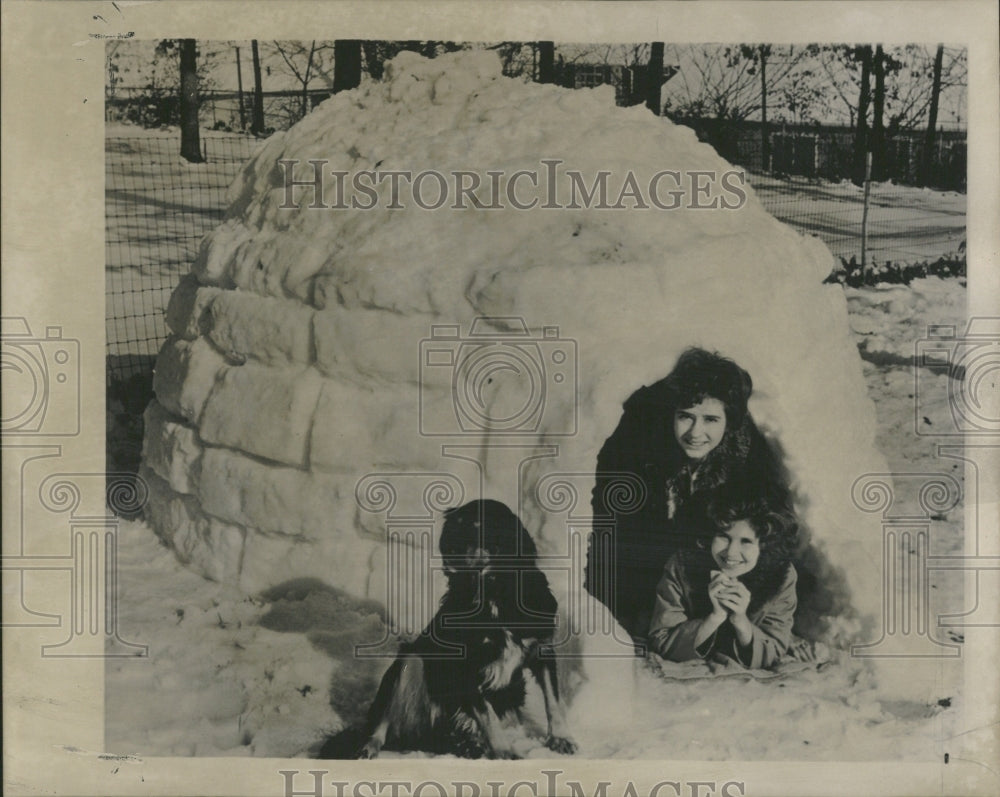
2,2 -> 998,795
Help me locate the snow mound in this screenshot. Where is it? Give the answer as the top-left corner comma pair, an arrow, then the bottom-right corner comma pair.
845,277 -> 967,363
143,51 -> 888,705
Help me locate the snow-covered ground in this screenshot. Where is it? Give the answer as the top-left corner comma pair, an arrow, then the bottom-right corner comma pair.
106,276 -> 968,761
747,173 -> 967,264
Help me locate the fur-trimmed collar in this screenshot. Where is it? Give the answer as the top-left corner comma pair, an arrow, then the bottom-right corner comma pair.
665,416 -> 754,517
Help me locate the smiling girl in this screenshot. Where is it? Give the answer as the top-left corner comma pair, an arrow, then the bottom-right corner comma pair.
647,492 -> 799,670
587,348 -> 793,641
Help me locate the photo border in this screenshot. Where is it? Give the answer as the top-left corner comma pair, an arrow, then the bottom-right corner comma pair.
2,2 -> 998,795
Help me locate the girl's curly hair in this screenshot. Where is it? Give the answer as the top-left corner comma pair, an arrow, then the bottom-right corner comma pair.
685,486 -> 799,611
661,347 -> 754,428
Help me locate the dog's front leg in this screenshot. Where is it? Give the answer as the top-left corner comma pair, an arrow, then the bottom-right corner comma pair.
470,700 -> 519,760
358,719 -> 389,759
357,659 -> 405,759
536,657 -> 577,755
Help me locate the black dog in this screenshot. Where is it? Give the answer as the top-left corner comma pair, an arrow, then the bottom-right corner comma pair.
356,499 -> 576,759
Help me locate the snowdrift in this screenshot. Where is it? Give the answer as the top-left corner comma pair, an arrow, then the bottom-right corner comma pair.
142,52 -> 888,711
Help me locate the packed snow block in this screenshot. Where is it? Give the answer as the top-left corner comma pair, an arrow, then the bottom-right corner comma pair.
238,527 -> 382,598
310,379 -> 434,472
313,308 -> 431,382
142,465 -> 197,549
226,230 -> 334,303
152,336 -> 227,424
191,218 -> 251,286
208,289 -> 314,366
194,517 -> 246,584
165,273 -> 222,340
197,447 -> 354,540
142,466 -> 245,583
309,379 -> 380,473
363,533 -> 443,633
142,400 -> 204,495
199,363 -> 322,468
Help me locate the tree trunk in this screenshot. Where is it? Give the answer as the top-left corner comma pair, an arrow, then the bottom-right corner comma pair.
250,40 -> 265,136
760,46 -> 769,171
921,44 -> 945,186
871,45 -> 886,180
645,42 -> 665,114
334,40 -> 362,93
362,41 -> 384,80
235,46 -> 246,130
852,45 -> 873,185
179,39 -> 203,162
537,41 -> 554,84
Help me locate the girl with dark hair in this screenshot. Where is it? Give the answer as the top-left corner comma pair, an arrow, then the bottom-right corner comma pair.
647,492 -> 799,670
586,347 -> 791,642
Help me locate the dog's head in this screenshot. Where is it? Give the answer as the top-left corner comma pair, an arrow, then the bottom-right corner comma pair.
439,499 -> 538,574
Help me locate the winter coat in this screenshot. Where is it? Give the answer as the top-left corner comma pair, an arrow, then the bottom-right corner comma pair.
585,379 -> 791,641
648,550 -> 797,670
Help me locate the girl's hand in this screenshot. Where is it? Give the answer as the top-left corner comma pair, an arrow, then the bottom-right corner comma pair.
717,581 -> 753,647
707,570 -> 731,622
717,580 -> 751,618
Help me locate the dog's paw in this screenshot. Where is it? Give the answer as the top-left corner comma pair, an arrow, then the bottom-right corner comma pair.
490,749 -> 522,760
545,734 -> 578,755
451,734 -> 490,759
356,740 -> 381,759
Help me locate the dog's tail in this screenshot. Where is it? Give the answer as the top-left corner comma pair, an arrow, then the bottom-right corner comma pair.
317,724 -> 369,759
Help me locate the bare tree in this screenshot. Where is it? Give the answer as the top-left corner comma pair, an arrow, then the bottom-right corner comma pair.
662,44 -> 806,122
270,40 -> 335,117
537,41 -> 554,84
921,44 -> 945,184
646,42 -> 665,114
250,40 -> 265,135
884,45 -> 966,132
811,43 -> 965,132
179,39 -> 203,162
487,42 -> 535,80
334,40 -> 362,93
851,46 -> 873,184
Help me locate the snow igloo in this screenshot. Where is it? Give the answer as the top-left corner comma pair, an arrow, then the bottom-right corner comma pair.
141,51 -> 887,675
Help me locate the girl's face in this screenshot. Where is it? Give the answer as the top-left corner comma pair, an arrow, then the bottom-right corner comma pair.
673,398 -> 727,460
710,519 -> 760,577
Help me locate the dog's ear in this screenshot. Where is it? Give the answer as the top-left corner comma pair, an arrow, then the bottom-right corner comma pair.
514,517 -> 538,561
441,499 -> 539,564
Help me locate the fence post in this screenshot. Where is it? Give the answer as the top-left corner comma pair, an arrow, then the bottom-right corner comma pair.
861,150 -> 873,279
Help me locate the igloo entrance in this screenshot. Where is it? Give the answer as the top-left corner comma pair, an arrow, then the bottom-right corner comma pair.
585,352 -> 856,646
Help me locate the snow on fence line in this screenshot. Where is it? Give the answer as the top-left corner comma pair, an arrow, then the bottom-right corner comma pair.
105,131 -> 965,385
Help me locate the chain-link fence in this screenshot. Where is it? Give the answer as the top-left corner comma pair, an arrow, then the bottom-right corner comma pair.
105,131 -> 967,387
106,132 -> 263,385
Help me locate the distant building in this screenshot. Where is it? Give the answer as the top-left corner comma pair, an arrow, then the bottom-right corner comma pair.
561,63 -> 679,109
